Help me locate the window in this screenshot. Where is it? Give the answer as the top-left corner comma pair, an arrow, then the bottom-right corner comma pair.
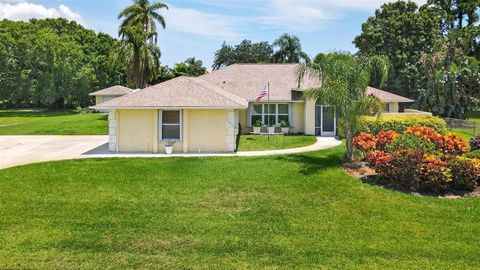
160,110 -> 181,140
250,104 -> 290,126
383,103 -> 390,112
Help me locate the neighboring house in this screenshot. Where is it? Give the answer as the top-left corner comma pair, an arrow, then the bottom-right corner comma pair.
93,64 -> 421,153
89,85 -> 133,106
366,87 -> 414,113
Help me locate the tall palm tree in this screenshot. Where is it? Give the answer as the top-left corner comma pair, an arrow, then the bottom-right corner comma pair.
272,33 -> 310,63
118,0 -> 168,44
298,52 -> 390,161
116,0 -> 168,88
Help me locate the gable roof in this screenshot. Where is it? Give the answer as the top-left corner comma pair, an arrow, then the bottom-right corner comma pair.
93,76 -> 248,109
200,64 -> 319,101
89,85 -> 133,96
367,87 -> 414,103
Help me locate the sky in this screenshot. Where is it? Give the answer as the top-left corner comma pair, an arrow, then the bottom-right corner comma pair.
0,0 -> 427,68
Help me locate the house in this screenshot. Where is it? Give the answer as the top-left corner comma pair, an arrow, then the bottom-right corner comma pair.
89,85 -> 133,106
93,64 -> 418,153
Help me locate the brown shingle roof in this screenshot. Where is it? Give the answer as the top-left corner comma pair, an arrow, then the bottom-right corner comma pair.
200,63 -> 319,101
93,76 -> 248,109
89,85 -> 133,96
366,87 -> 414,103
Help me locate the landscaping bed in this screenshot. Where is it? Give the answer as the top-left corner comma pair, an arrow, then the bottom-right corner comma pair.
349,124 -> 480,197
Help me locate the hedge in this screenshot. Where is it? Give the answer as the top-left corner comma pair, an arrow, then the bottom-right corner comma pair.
355,115 -> 447,135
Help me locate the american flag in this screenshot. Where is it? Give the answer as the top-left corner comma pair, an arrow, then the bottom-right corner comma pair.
255,84 -> 269,103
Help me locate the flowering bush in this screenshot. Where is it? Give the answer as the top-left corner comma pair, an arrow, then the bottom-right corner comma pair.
469,135 -> 480,151
353,132 -> 377,153
353,124 -> 478,193
440,133 -> 469,156
420,154 -> 452,192
405,125 -> 443,145
376,130 -> 399,150
449,157 -> 480,191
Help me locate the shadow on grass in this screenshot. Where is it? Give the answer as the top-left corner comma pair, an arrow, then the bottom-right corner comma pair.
275,151 -> 343,176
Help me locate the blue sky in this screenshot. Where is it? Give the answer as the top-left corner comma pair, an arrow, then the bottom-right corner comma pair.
0,0 -> 426,67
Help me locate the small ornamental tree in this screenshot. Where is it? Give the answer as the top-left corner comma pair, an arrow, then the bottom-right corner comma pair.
298,52 -> 389,161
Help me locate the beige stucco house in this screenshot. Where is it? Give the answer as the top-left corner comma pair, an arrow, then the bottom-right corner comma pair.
93,64 -> 417,153
90,85 -> 133,106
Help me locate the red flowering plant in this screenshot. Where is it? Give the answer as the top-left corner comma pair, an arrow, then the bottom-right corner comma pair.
376,130 -> 399,150
405,125 -> 443,146
420,154 -> 452,192
439,133 -> 469,157
353,132 -> 377,154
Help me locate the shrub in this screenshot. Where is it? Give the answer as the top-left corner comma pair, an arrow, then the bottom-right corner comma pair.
469,135 -> 480,151
405,125 -> 443,145
353,132 -> 377,153
439,133 -> 469,156
448,157 -> 480,191
356,115 -> 447,135
385,134 -> 438,155
466,149 -> 480,159
420,154 -> 452,192
376,130 -> 399,150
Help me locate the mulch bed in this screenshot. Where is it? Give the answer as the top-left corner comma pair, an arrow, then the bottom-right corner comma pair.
343,162 -> 480,198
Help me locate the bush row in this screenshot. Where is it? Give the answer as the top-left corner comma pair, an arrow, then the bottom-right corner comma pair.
356,115 -> 447,135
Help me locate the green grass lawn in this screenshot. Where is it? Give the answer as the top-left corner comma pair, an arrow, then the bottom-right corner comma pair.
450,111 -> 480,140
1,146 -> 479,269
237,134 -> 317,151
0,109 -> 108,135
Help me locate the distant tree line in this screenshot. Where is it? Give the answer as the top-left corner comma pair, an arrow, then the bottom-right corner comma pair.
354,0 -> 479,118
0,18 -> 126,109
212,33 -> 310,70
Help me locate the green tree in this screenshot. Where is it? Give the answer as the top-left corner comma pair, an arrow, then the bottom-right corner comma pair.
171,57 -> 207,77
117,0 -> 168,88
212,40 -> 273,70
354,1 -> 441,97
272,33 -> 310,63
298,52 -> 389,161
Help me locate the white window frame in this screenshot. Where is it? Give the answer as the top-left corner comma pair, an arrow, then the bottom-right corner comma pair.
158,110 -> 182,141
249,103 -> 291,126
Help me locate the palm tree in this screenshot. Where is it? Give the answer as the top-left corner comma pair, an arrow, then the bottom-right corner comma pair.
272,33 -> 310,63
116,0 -> 168,88
298,52 -> 390,161
118,0 -> 168,44
110,25 -> 161,88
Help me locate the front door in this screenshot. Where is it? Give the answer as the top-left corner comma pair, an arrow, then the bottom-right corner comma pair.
315,105 -> 336,136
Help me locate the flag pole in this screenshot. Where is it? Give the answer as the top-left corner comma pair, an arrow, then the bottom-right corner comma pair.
267,81 -> 270,139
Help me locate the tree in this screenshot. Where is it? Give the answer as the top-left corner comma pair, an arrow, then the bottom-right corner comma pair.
117,0 -> 168,88
354,1 -> 441,97
272,33 -> 310,63
171,57 -> 207,77
298,52 -> 390,161
212,40 -> 273,70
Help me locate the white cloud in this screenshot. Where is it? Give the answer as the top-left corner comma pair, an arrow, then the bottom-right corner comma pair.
0,1 -> 85,25
164,6 -> 241,40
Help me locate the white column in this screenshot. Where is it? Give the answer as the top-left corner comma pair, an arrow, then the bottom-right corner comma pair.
108,110 -> 117,152
226,110 -> 236,152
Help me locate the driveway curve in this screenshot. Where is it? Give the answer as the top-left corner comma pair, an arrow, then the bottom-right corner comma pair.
0,136 -> 341,169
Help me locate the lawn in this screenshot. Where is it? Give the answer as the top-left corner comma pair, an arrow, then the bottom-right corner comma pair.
1,146 -> 480,269
450,111 -> 480,140
0,109 -> 108,135
237,134 -> 317,151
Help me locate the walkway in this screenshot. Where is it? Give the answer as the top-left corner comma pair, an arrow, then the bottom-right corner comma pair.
0,136 -> 341,169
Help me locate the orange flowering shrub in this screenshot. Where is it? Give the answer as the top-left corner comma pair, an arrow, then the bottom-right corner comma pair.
405,125 -> 443,145
366,150 -> 392,168
353,132 -> 377,153
439,133 -> 469,156
376,130 -> 399,150
420,154 -> 452,192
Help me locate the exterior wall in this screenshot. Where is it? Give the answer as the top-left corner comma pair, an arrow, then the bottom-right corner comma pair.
185,109 -> 230,152
389,102 -> 399,113
304,98 -> 316,135
291,102 -> 305,134
108,110 -> 117,152
95,95 -> 123,105
239,109 -> 247,130
117,109 -> 156,152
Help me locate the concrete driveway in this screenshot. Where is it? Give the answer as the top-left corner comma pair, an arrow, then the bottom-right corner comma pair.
0,135 -> 108,169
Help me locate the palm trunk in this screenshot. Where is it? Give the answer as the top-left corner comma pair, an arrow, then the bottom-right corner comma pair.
345,121 -> 353,162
